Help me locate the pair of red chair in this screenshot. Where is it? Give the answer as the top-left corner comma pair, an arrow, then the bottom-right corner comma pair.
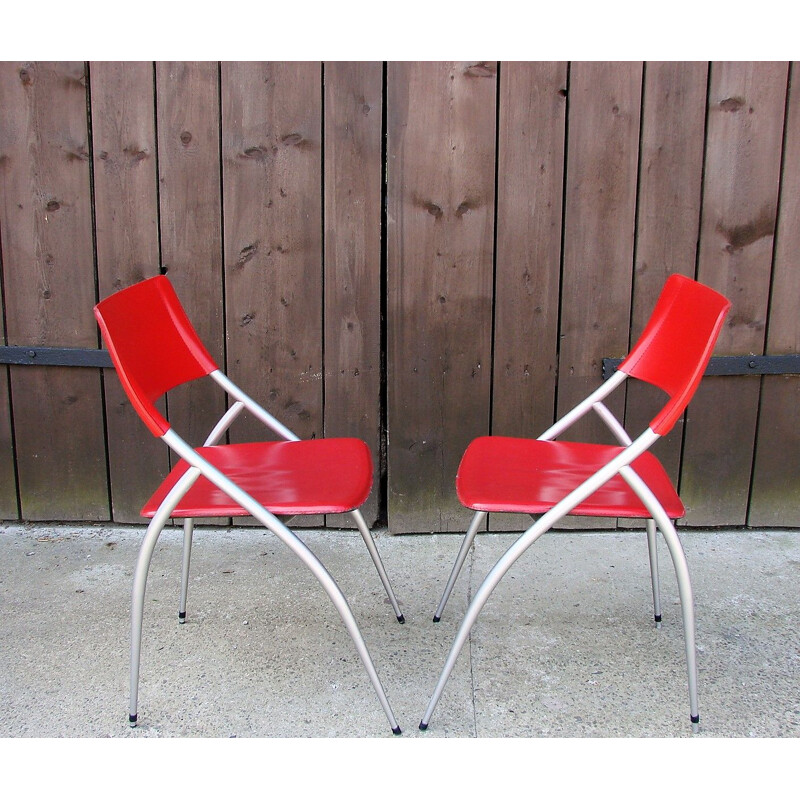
95,273 -> 730,735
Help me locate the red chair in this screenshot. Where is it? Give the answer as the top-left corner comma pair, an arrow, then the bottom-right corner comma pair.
420,274 -> 731,733
95,276 -> 404,734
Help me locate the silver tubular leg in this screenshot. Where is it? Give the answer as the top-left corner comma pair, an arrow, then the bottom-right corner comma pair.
421,517 -> 550,730
178,519 -> 194,624
251,507 -> 401,734
350,509 -> 405,623
646,519 -> 662,629
621,466 -> 699,731
433,511 -> 487,622
161,430 -> 401,734
657,517 -> 700,732
130,469 -> 201,727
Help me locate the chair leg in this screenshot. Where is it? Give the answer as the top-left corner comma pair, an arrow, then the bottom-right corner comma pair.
646,519 -> 662,629
433,510 -> 486,622
421,515 -> 550,730
620,466 -> 700,732
178,518 -> 194,624
251,509 -> 401,734
350,509 -> 405,623
130,468 -> 201,728
130,510 -> 172,727
657,517 -> 700,732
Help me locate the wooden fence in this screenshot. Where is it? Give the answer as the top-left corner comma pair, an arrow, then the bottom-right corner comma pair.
0,61 -> 798,532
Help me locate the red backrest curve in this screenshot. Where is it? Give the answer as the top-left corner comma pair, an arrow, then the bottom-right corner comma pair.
94,276 -> 218,436
618,274 -> 731,436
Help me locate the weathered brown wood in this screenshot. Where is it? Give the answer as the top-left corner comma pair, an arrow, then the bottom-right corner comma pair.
0,62 -> 108,520
682,62 -> 788,525
557,62 -> 643,529
748,61 -> 800,526
489,62 -> 567,532
91,61 -> 168,522
155,62 -> 226,525
0,327 -> 17,519
323,62 -> 383,528
621,62 -> 708,529
222,62 -> 323,526
387,61 -> 497,533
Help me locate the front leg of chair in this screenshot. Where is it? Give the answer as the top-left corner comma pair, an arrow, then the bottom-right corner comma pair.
657,517 -> 700,732
130,466 -> 201,728
620,466 -> 699,732
178,519 -> 194,624
646,519 -> 662,629
433,511 -> 486,622
421,516 -> 550,730
130,510 -> 172,727
350,509 -> 405,623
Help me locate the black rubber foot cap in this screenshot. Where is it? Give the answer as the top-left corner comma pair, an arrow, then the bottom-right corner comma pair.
433,616 -> 441,623
691,714 -> 699,724
397,614 -> 406,624
419,722 -> 428,731
654,614 -> 662,623
392,727 -> 402,735
129,713 -> 138,727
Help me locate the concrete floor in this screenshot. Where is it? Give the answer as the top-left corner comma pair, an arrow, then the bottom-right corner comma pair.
1,521 -> 798,739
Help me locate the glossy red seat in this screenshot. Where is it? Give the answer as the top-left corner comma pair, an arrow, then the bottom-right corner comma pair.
421,274 -> 731,734
95,275 -> 404,735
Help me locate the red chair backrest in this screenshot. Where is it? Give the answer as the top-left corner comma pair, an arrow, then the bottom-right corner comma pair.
94,276 -> 218,436
618,274 -> 731,436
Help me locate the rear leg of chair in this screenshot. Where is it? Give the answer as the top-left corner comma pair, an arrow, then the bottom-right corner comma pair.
178,518 -> 194,624
646,519 -> 662,629
433,511 -> 486,622
350,509 -> 405,623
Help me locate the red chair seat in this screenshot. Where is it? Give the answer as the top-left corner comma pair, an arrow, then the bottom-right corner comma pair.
456,436 -> 685,519
142,438 -> 373,518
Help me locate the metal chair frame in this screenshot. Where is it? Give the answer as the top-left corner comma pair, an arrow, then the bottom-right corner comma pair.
420,275 -> 731,733
95,277 -> 404,735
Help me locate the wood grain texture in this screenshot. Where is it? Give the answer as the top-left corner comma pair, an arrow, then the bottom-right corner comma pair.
156,62 -> 226,455
0,316 -> 17,519
0,61 -> 108,520
91,61 -> 168,522
682,61 -> 788,525
323,62 -> 383,527
222,62 -> 323,526
558,63 -> 642,439
387,61 -> 497,532
748,61 -> 800,526
489,62 -> 567,531
621,62 -> 708,530
557,62 -> 643,529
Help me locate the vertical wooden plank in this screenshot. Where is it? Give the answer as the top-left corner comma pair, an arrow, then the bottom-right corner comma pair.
387,61 -> 497,533
682,62 -> 788,525
222,62 -> 323,527
623,62 -> 708,502
558,62 -> 643,439
91,61 -> 168,522
156,62 -> 225,449
489,61 -> 567,531
557,62 -> 642,529
0,285 -> 18,519
0,61 -> 108,520
748,62 -> 800,526
323,62 -> 383,528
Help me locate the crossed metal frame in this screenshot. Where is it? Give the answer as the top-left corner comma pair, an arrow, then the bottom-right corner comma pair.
420,369 -> 700,733
129,369 -> 404,735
